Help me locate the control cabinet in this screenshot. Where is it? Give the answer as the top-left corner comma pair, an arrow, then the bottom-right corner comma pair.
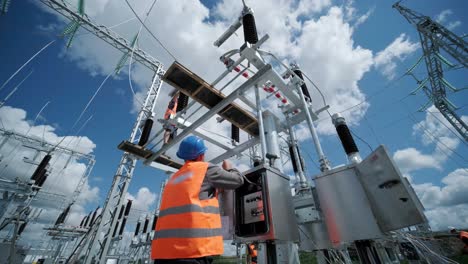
234,165 -> 299,242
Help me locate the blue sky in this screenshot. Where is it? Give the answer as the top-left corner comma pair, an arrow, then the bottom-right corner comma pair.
0,0 -> 467,246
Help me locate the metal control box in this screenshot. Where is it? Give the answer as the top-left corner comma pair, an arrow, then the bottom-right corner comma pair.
314,145 -> 426,246
355,145 -> 426,232
234,165 -> 299,243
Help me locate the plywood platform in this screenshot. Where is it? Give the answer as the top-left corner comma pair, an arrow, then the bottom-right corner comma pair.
118,141 -> 183,169
163,62 -> 259,136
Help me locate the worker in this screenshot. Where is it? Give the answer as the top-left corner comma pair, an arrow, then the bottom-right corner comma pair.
450,228 -> 468,254
163,91 -> 179,146
152,135 -> 245,264
247,243 -> 258,264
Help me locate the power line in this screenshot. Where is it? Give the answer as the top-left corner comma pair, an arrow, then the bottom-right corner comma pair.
127,0 -> 160,109
427,111 -> 467,147
125,0 -> 178,61
403,103 -> 468,169
0,40 -> 56,92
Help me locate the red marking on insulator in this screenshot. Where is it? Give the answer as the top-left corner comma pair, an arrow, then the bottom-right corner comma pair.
293,109 -> 299,114
234,66 -> 240,72
224,60 -> 228,65
263,86 -> 268,91
242,72 -> 249,78
275,93 -> 281,98
282,98 -> 288,104
268,87 -> 275,93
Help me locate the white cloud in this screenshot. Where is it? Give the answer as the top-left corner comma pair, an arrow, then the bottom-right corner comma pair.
436,9 -> 453,24
392,106 -> 467,230
412,168 -> 468,230
393,106 -> 465,173
126,187 -> 157,213
36,0 -> 375,143
393,147 -> 442,173
447,21 -> 461,31
435,9 -> 461,31
374,33 -> 419,80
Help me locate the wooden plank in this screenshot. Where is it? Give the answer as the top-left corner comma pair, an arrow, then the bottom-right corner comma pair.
163,62 -> 259,136
117,141 -> 183,170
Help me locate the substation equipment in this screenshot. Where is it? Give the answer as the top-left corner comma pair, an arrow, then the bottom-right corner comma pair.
22,0 -> 440,263
0,127 -> 95,263
117,3 -> 429,264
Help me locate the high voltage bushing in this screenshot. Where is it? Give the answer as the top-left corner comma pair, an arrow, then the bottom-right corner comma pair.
333,114 -> 358,155
18,222 -> 27,236
118,204 -> 125,220
55,205 -> 71,226
231,124 -> 240,143
89,207 -> 99,227
293,69 -> 312,102
31,154 -> 51,181
176,93 -> 189,113
79,216 -> 86,227
142,217 -> 149,234
151,215 -> 158,231
124,200 -> 132,216
118,218 -> 127,236
138,118 -> 154,146
242,13 -> 258,44
289,145 -> 305,173
134,221 -> 141,236
36,169 -> 48,187
112,222 -> 120,238
83,213 -> 91,227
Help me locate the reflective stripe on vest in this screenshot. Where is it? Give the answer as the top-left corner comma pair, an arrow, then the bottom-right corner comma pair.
151,161 -> 223,259
159,204 -> 219,217
154,228 -> 222,239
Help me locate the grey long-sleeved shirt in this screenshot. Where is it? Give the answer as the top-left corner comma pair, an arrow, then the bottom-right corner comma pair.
199,163 -> 244,200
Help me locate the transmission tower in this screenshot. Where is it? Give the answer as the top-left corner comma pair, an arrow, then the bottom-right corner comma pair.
393,2 -> 468,141
37,1 -> 167,263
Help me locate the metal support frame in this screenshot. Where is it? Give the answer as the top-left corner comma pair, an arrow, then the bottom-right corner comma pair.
394,2 -> 468,141
286,115 -> 308,188
39,0 -> 163,73
81,71 -> 163,263
144,64 -> 273,165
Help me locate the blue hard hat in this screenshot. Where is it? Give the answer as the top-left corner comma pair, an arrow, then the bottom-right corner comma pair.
176,136 -> 207,160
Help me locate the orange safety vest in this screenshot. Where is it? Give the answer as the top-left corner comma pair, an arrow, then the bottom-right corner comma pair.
461,231 -> 468,247
164,94 -> 178,120
151,161 -> 223,259
248,244 -> 257,257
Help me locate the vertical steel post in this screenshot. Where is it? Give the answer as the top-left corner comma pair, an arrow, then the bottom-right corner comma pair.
286,115 -> 308,188
254,86 -> 267,165
263,111 -> 283,172
84,69 -> 164,264
296,85 -> 330,171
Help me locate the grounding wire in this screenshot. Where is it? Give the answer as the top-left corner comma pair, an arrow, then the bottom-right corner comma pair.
0,40 -> 56,93
349,127 -> 373,152
125,0 -> 178,61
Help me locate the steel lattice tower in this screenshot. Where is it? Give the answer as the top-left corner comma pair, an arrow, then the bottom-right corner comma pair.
38,1 -> 166,263
393,2 -> 468,141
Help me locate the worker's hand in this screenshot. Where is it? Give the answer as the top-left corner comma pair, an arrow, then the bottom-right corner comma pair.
222,160 -> 232,171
